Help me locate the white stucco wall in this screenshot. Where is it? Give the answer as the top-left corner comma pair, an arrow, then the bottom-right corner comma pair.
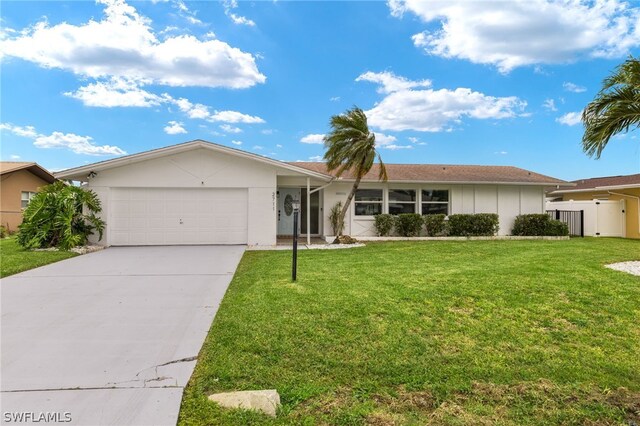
320,182 -> 546,237
86,148 -> 278,246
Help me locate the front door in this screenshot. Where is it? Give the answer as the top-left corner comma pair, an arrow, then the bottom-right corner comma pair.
277,188 -> 301,235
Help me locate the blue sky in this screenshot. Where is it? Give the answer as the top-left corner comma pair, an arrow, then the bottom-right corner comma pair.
1,0 -> 639,181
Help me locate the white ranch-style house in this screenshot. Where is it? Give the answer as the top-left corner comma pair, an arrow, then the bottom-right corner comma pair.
55,140 -> 569,246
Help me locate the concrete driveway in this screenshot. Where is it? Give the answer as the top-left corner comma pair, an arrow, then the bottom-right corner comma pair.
1,246 -> 244,425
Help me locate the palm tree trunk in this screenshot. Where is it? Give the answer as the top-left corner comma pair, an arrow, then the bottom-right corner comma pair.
337,175 -> 362,237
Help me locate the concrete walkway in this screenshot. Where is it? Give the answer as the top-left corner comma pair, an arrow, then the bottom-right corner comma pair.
1,246 -> 245,425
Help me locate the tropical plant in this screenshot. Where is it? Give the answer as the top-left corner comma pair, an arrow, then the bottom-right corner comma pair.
17,181 -> 105,250
582,56 -> 640,158
323,106 -> 387,237
329,201 -> 344,236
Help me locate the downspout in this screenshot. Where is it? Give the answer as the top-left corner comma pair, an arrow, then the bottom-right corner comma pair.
608,191 -> 639,236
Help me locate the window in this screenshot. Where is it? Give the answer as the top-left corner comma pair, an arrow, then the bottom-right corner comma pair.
21,191 -> 37,209
421,189 -> 449,215
389,189 -> 416,214
354,189 -> 383,216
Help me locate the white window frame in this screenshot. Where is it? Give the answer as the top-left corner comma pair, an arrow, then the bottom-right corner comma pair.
388,189 -> 417,215
420,188 -> 450,215
354,188 -> 383,216
21,191 -> 37,209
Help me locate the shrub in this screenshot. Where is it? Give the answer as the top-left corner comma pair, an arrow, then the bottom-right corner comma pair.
448,213 -> 499,236
546,220 -> 569,236
374,214 -> 394,236
17,182 -> 105,250
423,214 -> 447,236
0,225 -> 7,239
394,213 -> 424,237
512,214 -> 569,236
329,202 -> 344,236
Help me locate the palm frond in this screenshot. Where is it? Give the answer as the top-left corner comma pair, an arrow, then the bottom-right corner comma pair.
582,56 -> 640,158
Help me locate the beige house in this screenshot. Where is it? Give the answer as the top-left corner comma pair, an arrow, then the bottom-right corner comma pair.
548,173 -> 640,239
55,140 -> 568,247
0,162 -> 56,232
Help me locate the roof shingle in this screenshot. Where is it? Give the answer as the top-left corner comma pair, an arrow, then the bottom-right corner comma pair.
0,162 -> 56,183
565,173 -> 640,191
289,162 -> 568,185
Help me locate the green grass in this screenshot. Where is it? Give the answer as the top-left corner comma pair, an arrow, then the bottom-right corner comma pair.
179,239 -> 640,425
0,237 -> 77,278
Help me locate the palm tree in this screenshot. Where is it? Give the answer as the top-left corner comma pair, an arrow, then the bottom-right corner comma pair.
323,106 -> 387,236
582,56 -> 640,158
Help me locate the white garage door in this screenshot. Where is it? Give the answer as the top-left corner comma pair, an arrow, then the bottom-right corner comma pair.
110,188 -> 248,245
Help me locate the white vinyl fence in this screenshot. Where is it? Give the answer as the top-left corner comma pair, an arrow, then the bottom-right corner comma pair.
546,199 -> 626,237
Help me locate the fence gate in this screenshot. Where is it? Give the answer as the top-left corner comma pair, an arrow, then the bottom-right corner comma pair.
546,209 -> 584,237
545,200 -> 625,237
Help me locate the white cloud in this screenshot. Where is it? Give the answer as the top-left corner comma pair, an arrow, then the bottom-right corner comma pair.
64,77 -> 162,107
372,132 -> 413,150
494,151 -> 508,155
385,144 -> 413,150
231,140 -> 242,145
220,124 -> 242,133
65,80 -> 266,127
223,0 -> 256,26
393,0 -> 640,73
0,123 -> 38,138
563,81 -> 587,93
356,71 -> 431,94
556,111 -> 583,126
171,97 -> 265,123
163,120 -> 187,134
228,13 -> 256,26
209,110 -> 264,124
359,71 -> 527,132
309,155 -> 323,161
543,98 -> 557,112
276,144 -> 283,148
10,154 -> 21,160
408,137 -> 419,143
173,97 -> 210,119
171,0 -> 203,25
261,129 -> 275,135
1,123 -> 126,156
1,0 -> 265,88
330,96 -> 340,102
252,145 -> 263,150
300,134 -> 325,144
373,132 -> 396,145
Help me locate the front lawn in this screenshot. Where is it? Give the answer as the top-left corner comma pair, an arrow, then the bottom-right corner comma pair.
180,239 -> 640,425
0,237 -> 77,278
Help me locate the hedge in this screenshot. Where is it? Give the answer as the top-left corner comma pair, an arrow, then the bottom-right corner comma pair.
448,213 -> 499,236
423,214 -> 447,236
512,214 -> 569,236
394,213 -> 424,237
374,214 -> 395,236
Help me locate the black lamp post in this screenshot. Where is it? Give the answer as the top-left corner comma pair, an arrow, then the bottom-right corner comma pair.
291,199 -> 300,281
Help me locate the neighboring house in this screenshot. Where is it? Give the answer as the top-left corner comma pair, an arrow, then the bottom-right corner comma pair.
0,162 -> 57,232
55,140 -> 569,246
547,173 -> 640,239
